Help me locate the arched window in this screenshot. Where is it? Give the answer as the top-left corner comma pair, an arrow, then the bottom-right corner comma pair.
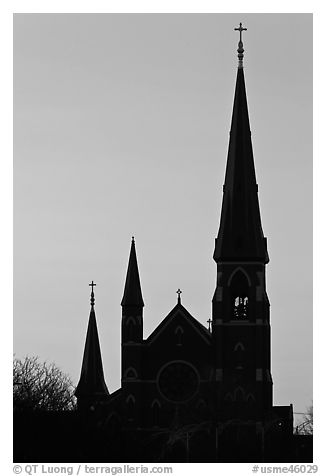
126,317 -> 136,342
151,400 -> 161,427
246,393 -> 256,404
234,296 -> 248,319
234,386 -> 246,401
106,412 -> 120,435
234,342 -> 245,352
126,394 -> 135,421
174,326 -> 184,346
234,341 -> 245,370
229,269 -> 250,320
124,367 -> 138,379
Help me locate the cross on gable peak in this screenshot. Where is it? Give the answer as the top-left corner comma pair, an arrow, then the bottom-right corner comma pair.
176,288 -> 182,304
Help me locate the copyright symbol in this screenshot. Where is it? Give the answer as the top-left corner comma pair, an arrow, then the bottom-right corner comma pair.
13,466 -> 22,474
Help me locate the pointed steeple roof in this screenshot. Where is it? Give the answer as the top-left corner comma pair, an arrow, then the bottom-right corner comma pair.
75,283 -> 109,398
214,25 -> 269,264
121,237 -> 144,307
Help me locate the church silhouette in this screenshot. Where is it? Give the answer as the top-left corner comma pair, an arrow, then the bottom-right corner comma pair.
14,24 -> 312,464
71,24 -> 308,463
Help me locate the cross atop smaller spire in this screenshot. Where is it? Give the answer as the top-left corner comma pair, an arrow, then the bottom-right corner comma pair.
234,22 -> 247,68
89,280 -> 96,307
176,288 -> 182,304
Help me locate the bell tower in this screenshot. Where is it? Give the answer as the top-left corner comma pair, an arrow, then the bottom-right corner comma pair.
120,237 -> 144,427
212,24 -> 272,423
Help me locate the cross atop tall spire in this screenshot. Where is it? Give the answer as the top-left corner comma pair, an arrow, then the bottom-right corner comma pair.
234,22 -> 247,42
89,280 -> 96,307
234,22 -> 247,68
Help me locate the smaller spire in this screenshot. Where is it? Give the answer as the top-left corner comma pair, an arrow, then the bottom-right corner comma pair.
234,22 -> 247,68
89,280 -> 96,307
176,288 -> 182,304
121,237 -> 144,307
75,282 -> 109,401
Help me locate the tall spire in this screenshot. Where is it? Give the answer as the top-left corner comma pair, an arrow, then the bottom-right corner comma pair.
213,25 -> 269,264
75,283 -> 109,402
121,237 -> 144,307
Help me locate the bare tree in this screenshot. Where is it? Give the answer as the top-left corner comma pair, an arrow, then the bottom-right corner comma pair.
13,356 -> 76,411
295,404 -> 313,435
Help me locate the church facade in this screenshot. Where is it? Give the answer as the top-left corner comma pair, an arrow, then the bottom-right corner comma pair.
74,26 -> 296,462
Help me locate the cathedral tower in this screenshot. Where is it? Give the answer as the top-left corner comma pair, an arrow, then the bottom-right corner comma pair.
212,24 -> 272,424
121,237 -> 144,426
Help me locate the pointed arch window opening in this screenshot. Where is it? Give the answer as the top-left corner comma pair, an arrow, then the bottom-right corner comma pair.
234,341 -> 245,352
124,367 -> 138,380
174,326 -> 184,346
126,317 -> 136,342
106,412 -> 120,434
126,395 -> 135,421
151,400 -> 161,427
246,393 -> 256,404
234,295 -> 249,319
234,386 -> 246,401
229,269 -> 250,320
233,341 -> 245,370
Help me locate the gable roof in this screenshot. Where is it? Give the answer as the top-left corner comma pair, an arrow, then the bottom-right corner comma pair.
146,302 -> 212,345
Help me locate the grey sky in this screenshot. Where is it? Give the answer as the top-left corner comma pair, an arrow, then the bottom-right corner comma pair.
13,13 -> 312,422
